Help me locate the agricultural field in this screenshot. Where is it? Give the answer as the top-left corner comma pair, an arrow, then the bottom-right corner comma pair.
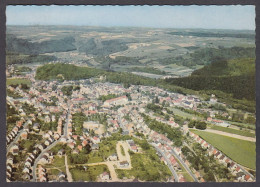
190,129 -> 256,170
210,125 -> 255,138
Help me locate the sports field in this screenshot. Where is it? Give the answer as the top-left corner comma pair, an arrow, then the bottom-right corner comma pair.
190,129 -> 256,170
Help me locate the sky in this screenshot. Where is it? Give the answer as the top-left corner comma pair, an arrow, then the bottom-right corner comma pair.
6,5 -> 255,30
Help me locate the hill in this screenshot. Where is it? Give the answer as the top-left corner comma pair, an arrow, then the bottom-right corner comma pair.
6,34 -> 76,55
165,58 -> 255,101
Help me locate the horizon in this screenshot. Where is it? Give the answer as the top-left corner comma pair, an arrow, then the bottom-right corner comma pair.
6,24 -> 255,31
6,5 -> 255,30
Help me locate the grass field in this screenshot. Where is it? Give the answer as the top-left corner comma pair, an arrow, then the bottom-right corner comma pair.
70,165 -> 108,182
87,140 -> 117,163
169,107 -> 203,120
210,125 -> 255,138
116,147 -> 172,182
190,129 -> 256,170
6,78 -> 31,86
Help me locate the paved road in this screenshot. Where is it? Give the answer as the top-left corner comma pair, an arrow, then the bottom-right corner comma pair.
6,121 -> 29,155
33,108 -> 70,181
150,143 -> 179,182
32,139 -> 61,181
64,109 -> 71,138
164,142 -> 199,182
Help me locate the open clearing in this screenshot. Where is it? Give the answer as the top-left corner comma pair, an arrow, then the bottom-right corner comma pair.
190,129 -> 256,170
7,78 -> 31,86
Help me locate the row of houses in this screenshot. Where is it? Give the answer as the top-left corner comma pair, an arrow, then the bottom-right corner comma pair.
6,120 -> 25,145
188,131 -> 254,182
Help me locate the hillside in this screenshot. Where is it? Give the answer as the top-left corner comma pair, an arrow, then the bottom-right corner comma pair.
165,58 -> 255,101
6,34 -> 76,55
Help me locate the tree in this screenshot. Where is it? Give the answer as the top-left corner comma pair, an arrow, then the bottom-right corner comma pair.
195,121 -> 207,130
188,120 -> 195,128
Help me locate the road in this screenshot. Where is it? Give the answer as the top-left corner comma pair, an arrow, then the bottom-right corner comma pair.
151,143 -> 179,182
65,154 -> 73,182
116,141 -> 132,169
202,129 -> 255,142
6,120 -> 29,155
32,108 -> 70,181
32,139 -> 61,181
164,142 -> 199,182
64,109 -> 71,138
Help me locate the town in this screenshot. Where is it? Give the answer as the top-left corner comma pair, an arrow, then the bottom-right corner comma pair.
6,65 -> 256,182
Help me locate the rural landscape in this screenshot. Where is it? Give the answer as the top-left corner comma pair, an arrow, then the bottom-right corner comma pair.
6,6 -> 256,183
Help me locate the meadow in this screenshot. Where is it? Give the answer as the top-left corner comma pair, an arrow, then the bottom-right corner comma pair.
190,130 -> 256,170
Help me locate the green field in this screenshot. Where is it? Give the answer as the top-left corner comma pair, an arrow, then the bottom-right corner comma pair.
116,147 -> 172,182
87,140 -> 117,163
7,78 -> 31,86
210,125 -> 255,138
70,165 -> 109,182
190,129 -> 256,170
169,107 -> 203,120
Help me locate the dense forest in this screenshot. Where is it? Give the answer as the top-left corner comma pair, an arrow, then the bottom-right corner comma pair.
78,38 -> 129,56
165,58 -> 255,101
6,34 -> 76,55
160,47 -> 255,67
6,51 -> 57,65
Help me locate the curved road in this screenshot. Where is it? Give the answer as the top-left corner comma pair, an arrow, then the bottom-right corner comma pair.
150,144 -> 179,182
33,108 -> 70,181
6,120 -> 29,155
163,141 -> 198,182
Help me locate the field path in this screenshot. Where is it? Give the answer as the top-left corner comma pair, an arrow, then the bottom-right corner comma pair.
65,154 -> 73,182
202,129 -> 256,142
116,141 -> 132,168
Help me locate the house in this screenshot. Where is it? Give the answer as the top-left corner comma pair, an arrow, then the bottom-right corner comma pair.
58,149 -> 65,156
244,175 -> 253,182
24,161 -> 32,168
92,136 -> 100,144
54,133 -> 60,140
72,149 -> 80,154
39,155 -> 49,164
22,173 -> 31,181
23,167 -> 30,174
236,172 -> 245,181
67,142 -> 75,149
103,96 -> 128,107
178,174 -> 186,182
20,131 -> 28,140
58,172 -> 67,182
77,145 -> 83,151
92,144 -> 99,150
33,123 -> 40,132
82,140 -> 88,147
119,161 -> 129,168
107,153 -> 118,161
100,172 -> 110,181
